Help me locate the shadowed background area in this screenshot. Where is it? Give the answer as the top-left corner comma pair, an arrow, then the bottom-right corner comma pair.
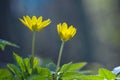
0,0 -> 120,70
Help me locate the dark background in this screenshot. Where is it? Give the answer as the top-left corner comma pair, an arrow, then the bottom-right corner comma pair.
0,0 -> 120,70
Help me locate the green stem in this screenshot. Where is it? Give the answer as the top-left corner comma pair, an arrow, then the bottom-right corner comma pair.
56,41 -> 65,73
31,32 -> 36,69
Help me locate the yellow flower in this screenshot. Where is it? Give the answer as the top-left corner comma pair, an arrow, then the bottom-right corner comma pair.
19,15 -> 51,31
57,22 -> 77,41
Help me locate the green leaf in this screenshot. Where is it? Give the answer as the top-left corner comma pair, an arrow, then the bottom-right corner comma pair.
67,62 -> 87,71
13,52 -> 26,73
23,58 -> 32,75
0,69 -> 14,80
27,75 -> 50,80
81,75 -> 104,80
63,71 -> 83,77
60,62 -> 87,72
60,62 -> 72,72
7,64 -> 21,78
79,70 -> 92,74
0,39 -> 19,51
23,58 -> 30,67
98,68 -> 116,80
33,57 -> 39,69
36,67 -> 52,79
0,44 -> 5,51
62,71 -> 84,80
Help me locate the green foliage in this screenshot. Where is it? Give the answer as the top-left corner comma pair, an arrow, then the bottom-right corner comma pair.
0,69 -> 14,80
61,72 -> 84,80
6,55 -> 118,80
98,68 -> 116,79
7,53 -> 52,80
26,67 -> 52,80
7,64 -> 21,78
0,51 -> 119,80
82,68 -> 117,80
59,62 -> 72,72
60,62 -> 87,72
0,43 -> 118,80
81,75 -> 104,80
55,62 -> 87,80
0,39 -> 119,80
0,39 -> 19,51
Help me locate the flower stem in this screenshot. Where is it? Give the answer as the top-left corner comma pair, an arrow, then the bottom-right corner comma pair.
31,32 -> 36,69
56,41 -> 65,73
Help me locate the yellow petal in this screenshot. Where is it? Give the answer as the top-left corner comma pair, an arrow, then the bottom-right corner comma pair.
57,23 -> 61,32
62,22 -> 68,30
57,22 -> 77,41
19,18 -> 27,26
19,15 -> 51,31
38,19 -> 51,30
72,28 -> 76,37
37,16 -> 42,25
32,16 -> 37,25
26,16 -> 32,26
42,19 -> 51,26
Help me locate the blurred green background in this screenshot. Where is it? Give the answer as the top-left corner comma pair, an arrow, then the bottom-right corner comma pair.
0,0 -> 120,70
